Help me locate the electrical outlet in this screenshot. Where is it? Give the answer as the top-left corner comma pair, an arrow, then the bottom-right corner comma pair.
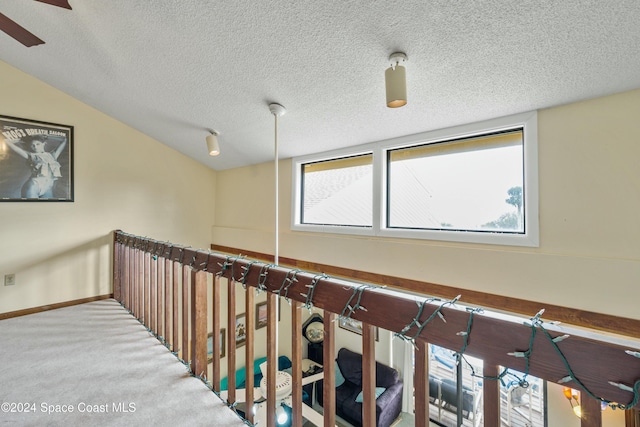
4,274 -> 16,286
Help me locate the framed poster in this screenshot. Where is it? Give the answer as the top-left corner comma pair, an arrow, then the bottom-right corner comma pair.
0,115 -> 73,201
235,313 -> 246,348
255,300 -> 281,329
256,301 -> 268,330
207,328 -> 226,363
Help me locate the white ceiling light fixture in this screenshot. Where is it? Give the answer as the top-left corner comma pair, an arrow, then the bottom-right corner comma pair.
385,52 -> 408,108
206,130 -> 220,156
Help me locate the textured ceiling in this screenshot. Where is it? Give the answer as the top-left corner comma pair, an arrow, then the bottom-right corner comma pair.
1,0 -> 640,170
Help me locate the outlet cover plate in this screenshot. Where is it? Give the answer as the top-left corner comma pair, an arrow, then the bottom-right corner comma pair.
4,274 -> 16,286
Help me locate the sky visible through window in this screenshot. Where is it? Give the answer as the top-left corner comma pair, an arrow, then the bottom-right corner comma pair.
302,162 -> 373,227
389,144 -> 523,232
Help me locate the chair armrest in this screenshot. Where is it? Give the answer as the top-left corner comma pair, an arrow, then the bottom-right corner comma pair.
375,382 -> 403,410
376,382 -> 404,427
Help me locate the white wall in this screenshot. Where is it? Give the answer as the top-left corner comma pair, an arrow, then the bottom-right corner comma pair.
0,61 -> 216,314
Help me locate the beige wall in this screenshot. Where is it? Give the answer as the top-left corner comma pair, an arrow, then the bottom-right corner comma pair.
0,61 -> 216,314
212,91 -> 640,425
213,89 -> 640,321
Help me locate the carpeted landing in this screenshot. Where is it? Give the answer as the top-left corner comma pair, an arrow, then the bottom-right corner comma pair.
0,299 -> 246,426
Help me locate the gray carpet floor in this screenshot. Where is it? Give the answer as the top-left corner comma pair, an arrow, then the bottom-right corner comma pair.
0,299 -> 246,427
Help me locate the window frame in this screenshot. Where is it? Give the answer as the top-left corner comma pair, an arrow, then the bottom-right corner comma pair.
291,111 -> 539,247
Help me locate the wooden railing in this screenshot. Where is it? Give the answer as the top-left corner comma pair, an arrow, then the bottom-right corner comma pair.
113,230 -> 640,427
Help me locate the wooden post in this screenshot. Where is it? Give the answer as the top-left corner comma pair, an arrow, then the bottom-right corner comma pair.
122,245 -> 129,309
191,270 -> 208,378
113,233 -> 121,301
227,278 -> 237,405
172,261 -> 179,353
139,248 -> 144,320
362,323 -> 377,427
144,253 -> 150,328
266,292 -> 278,427
156,255 -> 164,339
164,258 -> 171,344
414,339 -> 429,427
483,362 -> 501,427
130,246 -> 135,314
129,247 -> 135,316
245,287 -> 255,425
182,264 -> 189,363
150,255 -> 156,334
323,311 -> 336,427
212,275 -> 221,390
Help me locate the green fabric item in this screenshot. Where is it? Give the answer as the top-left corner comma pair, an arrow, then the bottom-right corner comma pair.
355,387 -> 386,403
335,361 -> 346,387
220,356 -> 272,391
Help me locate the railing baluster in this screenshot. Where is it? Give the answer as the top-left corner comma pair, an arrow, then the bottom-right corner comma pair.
245,287 -> 255,425
113,235 -> 122,301
291,302 -> 303,427
156,253 -> 164,339
362,322 -> 376,427
150,254 -> 156,333
323,312 -> 336,427
227,278 -> 237,405
137,247 -> 143,320
131,247 -> 136,317
414,339 -> 429,427
266,293 -> 278,427
581,392 -> 603,427
212,275 -> 222,390
172,260 -> 179,353
122,244 -> 129,308
144,252 -> 150,328
164,257 -> 171,344
191,270 -> 208,378
181,264 -> 189,363
484,362 -> 501,427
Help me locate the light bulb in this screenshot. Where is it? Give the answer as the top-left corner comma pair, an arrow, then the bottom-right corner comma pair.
573,405 -> 582,417
276,405 -> 288,425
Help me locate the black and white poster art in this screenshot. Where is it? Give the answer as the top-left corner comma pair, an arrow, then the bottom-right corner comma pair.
0,115 -> 73,202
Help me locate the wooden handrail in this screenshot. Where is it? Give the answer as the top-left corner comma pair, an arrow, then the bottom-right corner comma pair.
211,243 -> 640,339
113,230 -> 640,427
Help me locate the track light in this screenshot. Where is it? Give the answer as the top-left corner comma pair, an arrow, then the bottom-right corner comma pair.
385,52 -> 408,108
206,130 -> 220,156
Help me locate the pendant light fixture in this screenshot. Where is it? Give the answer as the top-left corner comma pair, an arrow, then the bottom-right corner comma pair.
206,130 -> 220,156
385,52 -> 408,108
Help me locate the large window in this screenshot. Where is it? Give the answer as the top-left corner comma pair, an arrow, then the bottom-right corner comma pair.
291,112 -> 538,246
387,130 -> 524,234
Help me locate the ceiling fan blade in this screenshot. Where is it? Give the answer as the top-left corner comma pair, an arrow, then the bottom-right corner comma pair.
34,0 -> 72,10
0,12 -> 44,47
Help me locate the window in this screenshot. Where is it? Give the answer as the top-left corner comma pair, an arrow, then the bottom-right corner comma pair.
387,130 -> 524,233
300,154 -> 373,227
292,112 -> 538,246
